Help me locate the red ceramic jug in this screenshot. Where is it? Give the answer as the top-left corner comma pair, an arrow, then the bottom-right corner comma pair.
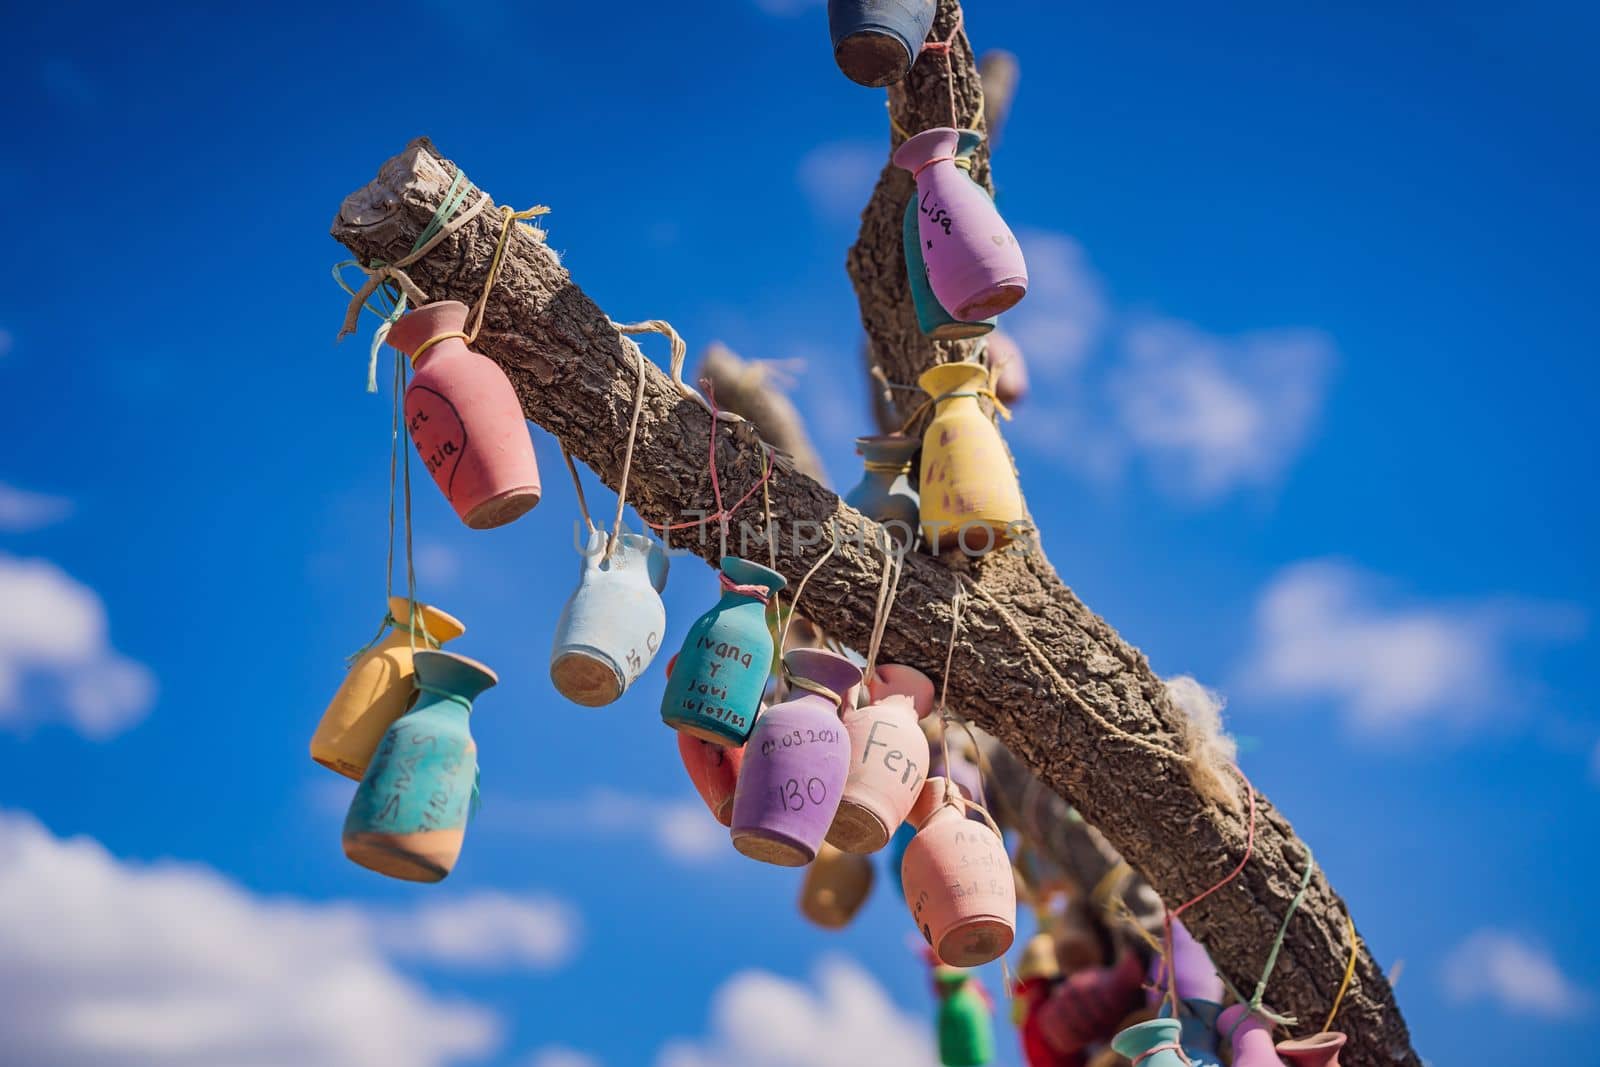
677,732 -> 744,827
387,300 -> 541,529
1035,951 -> 1145,1056
1275,1032 -> 1346,1067
901,776 -> 1015,967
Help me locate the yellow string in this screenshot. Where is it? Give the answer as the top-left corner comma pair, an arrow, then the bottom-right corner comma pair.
467,204 -> 550,343
1322,912 -> 1359,1032
407,330 -> 470,364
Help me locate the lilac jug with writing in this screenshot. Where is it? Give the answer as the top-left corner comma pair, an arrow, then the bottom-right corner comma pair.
388,301 -> 541,529
895,127 -> 1027,321
730,649 -> 862,866
660,557 -> 786,745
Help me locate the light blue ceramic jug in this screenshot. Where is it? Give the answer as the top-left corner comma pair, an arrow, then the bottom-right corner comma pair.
828,0 -> 937,87
1112,1018 -> 1189,1067
343,650 -> 492,883
1159,997 -> 1225,1067
551,526 -> 669,706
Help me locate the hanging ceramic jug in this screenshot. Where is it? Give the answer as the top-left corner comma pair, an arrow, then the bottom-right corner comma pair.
828,692 -> 929,853
1013,934 -> 1074,1067
1035,951 -> 1145,1057
731,649 -> 862,866
917,360 -> 1025,552
387,300 -> 541,529
867,662 -> 937,718
677,732 -> 743,827
1051,895 -> 1107,975
799,841 -> 875,929
1219,1005 -> 1289,1067
1149,919 -> 1224,1004
1275,1032 -> 1346,1067
928,729 -> 988,823
551,526 -> 669,706
935,967 -> 997,1067
1111,1018 -> 1188,1067
904,130 -> 996,340
1158,998 -> 1224,1067
902,776 -> 1016,966
342,650 -> 493,882
986,329 -> 1029,407
895,127 -> 1028,321
660,556 -> 786,745
310,597 -> 466,781
827,0 -> 936,87
844,434 -> 922,548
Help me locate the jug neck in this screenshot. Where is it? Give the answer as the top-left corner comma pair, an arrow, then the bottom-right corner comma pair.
918,361 -> 991,406
386,300 -> 472,366
718,556 -> 786,604
412,650 -> 498,705
384,597 -> 466,646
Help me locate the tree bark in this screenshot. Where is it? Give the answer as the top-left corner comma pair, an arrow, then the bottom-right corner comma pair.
331,125 -> 1417,1067
696,342 -> 829,486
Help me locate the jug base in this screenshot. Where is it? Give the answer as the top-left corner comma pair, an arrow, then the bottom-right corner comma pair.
551,650 -> 624,707
826,801 -> 892,854
924,520 -> 1017,554
664,715 -> 748,747
463,485 -> 541,530
928,319 -> 995,341
731,826 -> 815,867
343,829 -> 461,883
954,280 -> 1026,321
834,32 -> 911,87
310,748 -> 366,783
936,916 -> 1015,967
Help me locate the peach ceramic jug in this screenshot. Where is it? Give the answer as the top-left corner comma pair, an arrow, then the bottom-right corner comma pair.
828,692 -> 929,853
901,776 -> 1016,966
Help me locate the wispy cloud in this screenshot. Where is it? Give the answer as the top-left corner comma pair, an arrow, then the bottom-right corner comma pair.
655,957 -> 934,1067
1005,230 -> 1108,378
1238,559 -> 1582,736
0,483 -> 72,532
376,891 -> 581,972
484,787 -> 730,864
413,542 -> 461,587
524,1048 -> 602,1067
796,141 -> 884,224
0,553 -> 155,739
0,809 -> 501,1067
1442,930 -> 1590,1018
751,0 -> 825,15
1108,320 -> 1333,499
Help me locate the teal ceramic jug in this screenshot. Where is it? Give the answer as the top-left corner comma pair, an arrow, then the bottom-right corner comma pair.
660,557 -> 786,745
887,818 -> 916,901
904,129 -> 996,340
1159,998 -> 1225,1067
1112,1018 -> 1188,1067
342,650 -> 493,882
844,433 -> 921,548
551,526 -> 669,707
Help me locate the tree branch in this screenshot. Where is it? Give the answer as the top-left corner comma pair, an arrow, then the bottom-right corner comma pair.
330,124 -> 1417,1065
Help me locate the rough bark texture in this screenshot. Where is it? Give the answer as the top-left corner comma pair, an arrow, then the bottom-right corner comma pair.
696,342 -> 829,486
331,87 -> 1417,1067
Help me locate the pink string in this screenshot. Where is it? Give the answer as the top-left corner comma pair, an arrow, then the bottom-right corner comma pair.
1133,1043 -> 1185,1066
644,379 -> 776,535
913,155 -> 956,179
1160,774 -> 1257,1019
919,10 -> 964,130
719,572 -> 772,606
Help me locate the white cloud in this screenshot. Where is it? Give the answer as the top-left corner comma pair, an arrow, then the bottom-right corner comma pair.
796,141 -> 885,223
1239,560 -> 1581,735
524,1048 -> 603,1067
485,788 -> 729,864
0,809 -> 500,1067
414,542 -> 462,586
1006,230 -> 1108,377
1108,319 -> 1333,499
655,957 -> 934,1067
0,553 -> 156,738
377,891 -> 580,971
0,483 -> 72,530
1442,930 -> 1590,1018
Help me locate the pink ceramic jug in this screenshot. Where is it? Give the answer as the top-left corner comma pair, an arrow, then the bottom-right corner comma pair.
894,127 -> 1028,321
828,692 -> 930,853
1035,951 -> 1145,1056
387,300 -> 541,529
865,663 -> 937,719
678,732 -> 744,827
1275,1032 -> 1346,1067
987,329 -> 1029,406
730,649 -> 862,866
1220,1005 -> 1288,1067
901,776 -> 1015,966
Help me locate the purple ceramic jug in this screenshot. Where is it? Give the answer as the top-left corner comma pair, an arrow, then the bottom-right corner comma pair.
730,649 -> 863,867
894,127 -> 1028,321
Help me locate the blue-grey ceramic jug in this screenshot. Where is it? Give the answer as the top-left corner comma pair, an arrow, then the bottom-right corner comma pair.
828,0 -> 937,87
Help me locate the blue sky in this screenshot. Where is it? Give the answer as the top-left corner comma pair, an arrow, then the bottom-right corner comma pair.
3,1 -> 1597,1065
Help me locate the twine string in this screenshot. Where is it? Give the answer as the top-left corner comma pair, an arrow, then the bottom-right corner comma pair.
897,383 -> 1012,436
778,520 -> 838,652
862,537 -> 907,682
561,445 -> 597,533
603,323 -> 665,560
785,673 -> 843,707
919,10 -> 966,131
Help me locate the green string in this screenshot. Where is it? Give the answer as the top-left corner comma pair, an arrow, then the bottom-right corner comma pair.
1220,843 -> 1316,1033
329,169 -> 476,392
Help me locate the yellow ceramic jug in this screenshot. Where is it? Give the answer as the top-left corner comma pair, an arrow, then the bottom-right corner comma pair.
310,597 -> 466,780
917,361 -> 1024,552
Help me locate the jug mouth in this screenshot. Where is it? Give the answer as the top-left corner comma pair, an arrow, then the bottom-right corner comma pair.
917,360 -> 989,399
720,556 -> 787,593
782,648 -> 864,702
1111,1018 -> 1182,1059
386,597 -> 466,644
854,433 -> 921,465
1278,1032 -> 1347,1051
385,300 -> 471,358
892,126 -> 959,173
413,649 -> 499,690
